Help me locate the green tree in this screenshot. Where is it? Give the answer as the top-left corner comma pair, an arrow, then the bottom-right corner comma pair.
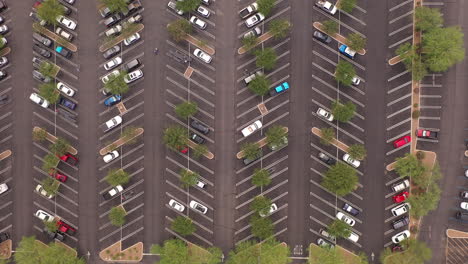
269,19 -> 290,39
176,0 -> 201,12
241,142 -> 261,160
227,239 -> 291,264
179,169 -> 199,188
254,48 -> 277,70
396,43 -> 416,69
322,163 -> 358,196
320,127 -> 335,146
168,19 -> 192,42
150,239 -> 189,264
310,247 -> 345,264
121,126 -> 140,144
422,26 -> 465,72
101,0 -> 128,13
415,6 -> 443,32
193,143 -> 209,159
227,240 -> 260,264
41,153 -> 59,172
49,137 -> 70,156
104,71 -> 129,95
32,128 -> 48,142
37,0 -> 64,26
109,206 -> 126,227
266,125 -> 287,149
334,60 -> 356,86
175,101 -> 198,119
257,0 -> 275,16
39,62 -> 55,78
242,34 -> 258,51
250,215 -> 274,239
171,216 -> 196,236
252,168 -> 271,188
380,238 -> 432,264
348,144 -> 366,160
105,169 -> 130,187
407,183 -> 441,218
321,20 -> 338,35
358,252 -> 369,264
0,35 -> 4,50
394,153 -> 426,179
41,177 -> 60,196
39,83 -> 60,105
346,33 -> 366,51
15,236 -> 86,264
411,58 -> 428,81
248,74 -> 270,96
332,100 -> 356,123
163,125 -> 188,152
44,220 -> 58,233
250,195 -> 272,215
327,219 -> 351,239
120,23 -> 139,40
338,0 -> 357,13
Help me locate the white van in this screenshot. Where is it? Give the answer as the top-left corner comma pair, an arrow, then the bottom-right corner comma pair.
347,231 -> 359,243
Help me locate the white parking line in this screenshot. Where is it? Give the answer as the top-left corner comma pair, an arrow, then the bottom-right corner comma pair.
389,35 -> 412,49
389,10 -> 413,24
309,172 -> 363,200
387,70 -> 409,82
311,90 -> 364,120
236,217 -> 288,244
385,144 -> 409,156
237,98 -> 289,120
167,75 -> 215,97
33,111 -> 78,140
387,93 -> 411,107
339,9 -> 366,25
388,81 -> 411,94
166,90 -> 214,119
99,215 -> 144,242
235,180 -> 288,210
419,116 -> 440,120
236,158 -> 288,186
386,130 -> 411,144
236,169 -> 287,198
166,179 -> 213,211
312,7 -> 365,37
309,203 -> 362,236
386,118 -> 411,131
235,192 -> 288,223
309,192 -> 363,224
167,215 -> 213,236
388,23 -> 413,37
389,0 -> 413,12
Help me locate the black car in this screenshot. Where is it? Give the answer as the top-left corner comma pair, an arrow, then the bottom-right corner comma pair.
59,97 -> 76,110
318,152 -> 336,165
0,94 -> 10,105
103,45 -> 121,59
313,31 -> 332,44
0,1 -> 7,12
104,13 -> 122,27
461,191 -> 468,199
190,133 -> 205,144
392,216 -> 409,229
342,203 -> 360,216
43,228 -> 65,242
0,232 -> 10,243
0,70 -> 6,80
123,58 -> 141,71
456,211 -> 468,221
33,43 -> 51,58
190,120 -> 209,134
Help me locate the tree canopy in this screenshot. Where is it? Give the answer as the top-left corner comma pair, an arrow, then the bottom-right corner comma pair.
179,169 -> 199,188
105,169 -> 130,187
176,0 -> 201,12
252,168 -> 272,188
380,239 -> 432,264
171,216 -> 196,236
37,0 -> 64,26
322,163 -> 358,196
14,236 -> 86,264
248,74 -> 270,96
394,153 -> 425,179
415,6 -> 443,32
254,48 -> 277,71
175,101 -> 198,119
163,125 -> 188,152
257,0 -> 275,17
327,219 -> 351,239
422,26 -> 465,72
105,71 -> 129,95
331,100 -> 356,123
227,239 -> 291,264
269,19 -> 290,39
168,19 -> 192,42
334,60 -> 356,86
241,142 -> 261,160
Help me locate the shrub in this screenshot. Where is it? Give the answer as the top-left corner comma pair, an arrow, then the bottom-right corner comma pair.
320,127 -> 335,146
109,206 -> 126,227
254,48 -> 277,71
241,142 -> 261,160
175,101 -> 198,119
321,20 -> 338,35
33,129 -> 48,142
412,110 -> 420,119
179,169 -> 199,188
105,169 -> 130,187
168,19 -> 192,42
248,75 -> 270,96
49,137 -> 70,156
252,168 -> 271,188
171,216 -> 196,236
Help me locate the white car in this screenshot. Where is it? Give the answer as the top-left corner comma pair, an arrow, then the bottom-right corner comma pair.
316,108 -> 334,121
196,6 -> 210,17
343,153 -> 360,168
167,0 -> 184,15
103,150 -> 120,163
461,202 -> 468,211
57,82 -> 75,97
168,199 -> 185,212
392,230 -> 410,243
123,33 -> 140,46
193,48 -> 212,64
241,120 -> 262,137
35,184 -> 53,199
190,16 -> 207,30
56,15 -> 77,30
352,76 -> 361,86
190,200 -> 208,214
0,183 -> 8,195
29,93 -> 50,108
35,209 -> 54,222
465,169 -> 468,178
101,70 -> 120,84
245,13 -> 265,28
0,57 -> 8,67
347,231 -> 359,243
0,37 -> 6,46
336,212 -> 355,226
124,69 -> 143,84
391,203 -> 410,217
196,180 -> 206,189
259,203 -> 278,217
55,27 -> 73,41
104,56 -> 123,71
244,27 -> 261,39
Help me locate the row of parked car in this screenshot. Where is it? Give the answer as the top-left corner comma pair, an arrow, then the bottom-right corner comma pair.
0,2 -> 9,83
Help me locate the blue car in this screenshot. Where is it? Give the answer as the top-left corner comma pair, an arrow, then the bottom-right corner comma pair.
269,82 -> 289,96
339,44 -> 356,59
104,94 -> 121,106
59,97 -> 76,110
55,46 -> 72,58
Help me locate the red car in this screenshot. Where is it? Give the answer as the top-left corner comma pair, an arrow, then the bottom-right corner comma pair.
59,153 -> 78,166
179,147 -> 189,154
393,191 -> 409,203
393,136 -> 411,148
57,220 -> 76,235
48,169 -> 67,182
416,129 -> 438,139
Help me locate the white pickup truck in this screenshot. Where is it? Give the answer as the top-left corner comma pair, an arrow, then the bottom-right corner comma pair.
315,0 -> 337,15
102,185 -> 123,200
391,179 -> 410,192
239,2 -> 258,19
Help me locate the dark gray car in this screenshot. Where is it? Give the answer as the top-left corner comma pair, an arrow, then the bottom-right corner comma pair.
33,33 -> 52,47
103,45 -> 121,59
392,216 -> 409,229
313,31 -> 332,44
33,43 -> 51,58
33,70 -> 51,83
190,120 -> 209,134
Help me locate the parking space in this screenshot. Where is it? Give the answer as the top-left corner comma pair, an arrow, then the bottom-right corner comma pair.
308,1 -> 367,253
233,0 -> 291,244
94,0 -> 147,250
29,0 -> 81,248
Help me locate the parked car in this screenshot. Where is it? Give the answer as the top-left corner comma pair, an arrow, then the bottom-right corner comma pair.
393,135 -> 411,148
43,228 -> 65,242
57,220 -> 76,235
0,15 -> 3,24
59,97 -> 77,110
315,0 -> 337,15
190,16 -> 207,30
0,183 -> 8,195
33,43 -> 52,58
347,231 -> 359,243
193,48 -> 212,63
104,56 -> 122,71
343,153 -> 360,168
49,168 -> 67,182
0,24 -> 8,34
196,180 -> 206,189
123,33 -> 140,46
416,129 -> 438,139
167,0 -> 184,15
393,191 -> 409,203
63,0 -> 75,4
244,27 -> 261,39
196,6 -> 210,17
33,32 -> 52,47
313,30 -> 332,43
104,13 -> 122,27
57,82 -> 75,97
317,238 -> 334,248
191,120 -> 210,134
103,45 -> 121,59
259,203 -> 278,217
190,200 -> 208,214
318,152 -> 336,165
122,58 -> 141,71
319,228 -> 335,241
33,70 -> 51,83
245,13 -> 265,28
201,0 -> 210,5
391,179 -> 410,192
336,212 -> 355,226
0,1 -> 6,12
0,56 -> 8,67
461,191 -> 468,199
392,230 -> 410,244
243,151 -> 262,165
102,185 -> 123,200
56,15 -> 76,30
339,44 -> 356,59
269,136 -> 288,151
105,25 -> 122,37
0,232 -> 10,243
391,203 -> 410,217
103,150 -> 119,163
269,82 -> 289,96
104,94 -> 121,106
169,199 -> 185,212
243,70 -> 263,85
342,203 -> 360,216
0,70 -> 5,80
456,211 -> 468,221
392,216 -> 409,229
241,120 -> 262,137
239,2 -> 258,19
99,6 -> 112,18
316,107 -> 334,121
101,69 -> 120,84
59,153 -> 78,165
29,92 -> 50,108
100,115 -> 122,133
55,46 -> 72,58
124,69 -> 143,83
55,27 -> 73,41
190,133 -> 205,144
35,185 -> 53,199
35,210 -> 54,222
461,202 -> 468,211
123,14 -> 142,26
351,76 -> 361,86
